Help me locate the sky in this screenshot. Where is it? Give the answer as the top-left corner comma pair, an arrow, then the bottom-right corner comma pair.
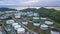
0,0 -> 60,9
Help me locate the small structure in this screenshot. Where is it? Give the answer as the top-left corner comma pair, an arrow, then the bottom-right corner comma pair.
29,19 -> 33,22
6,27 -> 11,32
17,13 -> 22,15
33,22 -> 40,26
15,15 -> 21,18
0,16 -> 8,19
22,21 -> 28,25
26,32 -> 30,34
40,17 -> 47,20
21,12 -> 27,15
14,13 -> 21,18
12,23 -> 18,27
33,17 -> 39,19
45,21 -> 53,25
28,12 -> 33,16
40,24 -> 48,30
6,20 -> 14,24
33,13 -> 39,16
24,12 -> 27,15
27,12 -> 33,14
51,28 -> 60,34
14,25 -> 21,30
27,11 -> 33,16
17,28 -> 25,34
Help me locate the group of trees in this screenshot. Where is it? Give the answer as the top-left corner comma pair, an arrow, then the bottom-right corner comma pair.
36,7 -> 60,23
0,8 -> 17,11
22,7 -> 60,23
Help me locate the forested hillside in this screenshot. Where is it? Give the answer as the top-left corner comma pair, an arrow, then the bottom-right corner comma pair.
0,8 -> 17,11
21,7 -> 60,23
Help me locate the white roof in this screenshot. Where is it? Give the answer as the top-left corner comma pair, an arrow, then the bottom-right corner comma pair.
22,22 -> 28,25
33,13 -> 39,16
17,28 -> 25,32
28,14 -> 33,16
40,17 -> 47,20
6,20 -> 14,24
12,23 -> 18,26
45,21 -> 53,25
51,30 -> 59,34
33,23 -> 40,26
14,25 -> 21,30
41,24 -> 48,27
14,13 -> 21,16
33,17 -> 39,19
15,15 -> 21,18
7,20 -> 14,22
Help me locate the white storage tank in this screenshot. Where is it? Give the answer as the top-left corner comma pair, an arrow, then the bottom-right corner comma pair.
51,28 -> 60,34
14,25 -> 21,30
28,12 -> 33,16
15,15 -> 21,18
12,23 -> 18,27
6,20 -> 14,24
28,14 -> 33,16
22,22 -> 28,25
45,21 -> 53,25
17,28 -> 25,34
40,17 -> 47,20
33,22 -> 40,26
40,24 -> 48,30
33,13 -> 39,16
33,17 -> 39,19
18,13 -> 22,15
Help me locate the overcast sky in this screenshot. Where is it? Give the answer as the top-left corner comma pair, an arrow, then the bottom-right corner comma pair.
0,0 -> 60,8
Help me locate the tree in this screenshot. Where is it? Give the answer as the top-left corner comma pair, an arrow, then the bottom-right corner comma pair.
50,10 -> 60,23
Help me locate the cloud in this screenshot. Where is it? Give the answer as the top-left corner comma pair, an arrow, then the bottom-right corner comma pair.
15,0 -> 60,6
40,0 -> 58,1
0,3 -> 16,6
0,0 -> 60,7
18,0 -> 40,6
0,1 -> 4,3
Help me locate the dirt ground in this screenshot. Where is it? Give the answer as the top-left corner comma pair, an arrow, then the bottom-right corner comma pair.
0,26 -> 2,31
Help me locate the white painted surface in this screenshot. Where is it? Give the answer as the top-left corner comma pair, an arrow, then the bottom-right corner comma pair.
33,13 -> 39,16
15,15 -> 21,18
17,28 -> 25,34
40,17 -> 47,20
33,17 -> 39,19
12,23 -> 18,27
51,30 -> 59,34
40,24 -> 48,30
45,21 -> 53,25
14,25 -> 21,30
22,22 -> 28,25
6,20 -> 14,24
33,23 -> 40,26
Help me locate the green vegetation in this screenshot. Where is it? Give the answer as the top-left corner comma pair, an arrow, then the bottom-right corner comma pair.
20,7 -> 60,34
0,8 -> 17,11
22,7 -> 60,24
0,7 -> 60,34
